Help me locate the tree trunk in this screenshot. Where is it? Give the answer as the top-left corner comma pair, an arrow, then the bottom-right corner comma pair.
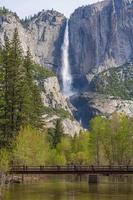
0,172 -> 6,200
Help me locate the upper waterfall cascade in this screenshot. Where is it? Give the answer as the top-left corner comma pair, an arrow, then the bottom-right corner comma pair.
61,20 -> 73,97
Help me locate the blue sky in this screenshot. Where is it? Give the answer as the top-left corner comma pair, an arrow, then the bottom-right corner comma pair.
0,0 -> 102,18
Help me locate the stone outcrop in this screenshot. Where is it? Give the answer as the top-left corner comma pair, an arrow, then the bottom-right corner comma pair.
41,76 -> 82,135
69,0 -> 133,88
0,10 -> 66,72
62,118 -> 82,136
70,92 -> 133,128
44,114 -> 82,136
41,76 -> 72,113
88,94 -> 133,118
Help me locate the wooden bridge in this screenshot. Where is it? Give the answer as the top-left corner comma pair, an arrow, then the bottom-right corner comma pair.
9,166 -> 133,175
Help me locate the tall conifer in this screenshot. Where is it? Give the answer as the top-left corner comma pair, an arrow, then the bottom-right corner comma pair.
0,29 -> 44,145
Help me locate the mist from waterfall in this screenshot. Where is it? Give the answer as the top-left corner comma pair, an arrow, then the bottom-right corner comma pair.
61,20 -> 73,97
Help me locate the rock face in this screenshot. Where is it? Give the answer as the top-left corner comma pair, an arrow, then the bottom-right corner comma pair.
70,92 -> 133,128
69,0 -> 133,88
88,93 -> 133,118
62,118 -> 82,136
0,10 -> 66,72
69,0 -> 133,127
44,115 -> 82,136
41,76 -> 72,113
41,76 -> 82,135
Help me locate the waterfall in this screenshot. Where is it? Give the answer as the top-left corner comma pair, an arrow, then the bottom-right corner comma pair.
61,20 -> 73,97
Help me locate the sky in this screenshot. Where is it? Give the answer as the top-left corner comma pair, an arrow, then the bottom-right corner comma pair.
0,0 -> 103,19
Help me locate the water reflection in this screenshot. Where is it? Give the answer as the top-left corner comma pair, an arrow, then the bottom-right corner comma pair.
4,176 -> 133,200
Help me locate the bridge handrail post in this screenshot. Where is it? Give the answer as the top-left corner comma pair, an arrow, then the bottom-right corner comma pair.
57,165 -> 61,171
40,166 -> 44,171
91,165 -> 94,172
22,165 -> 28,172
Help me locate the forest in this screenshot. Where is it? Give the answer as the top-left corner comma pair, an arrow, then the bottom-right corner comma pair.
1,113 -> 133,171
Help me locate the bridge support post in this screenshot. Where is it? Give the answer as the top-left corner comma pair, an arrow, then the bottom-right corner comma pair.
21,174 -> 24,183
88,175 -> 99,184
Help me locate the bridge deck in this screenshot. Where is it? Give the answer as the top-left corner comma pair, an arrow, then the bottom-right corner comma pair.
9,166 -> 133,175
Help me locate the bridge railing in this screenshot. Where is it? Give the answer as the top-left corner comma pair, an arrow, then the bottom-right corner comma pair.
9,165 -> 133,172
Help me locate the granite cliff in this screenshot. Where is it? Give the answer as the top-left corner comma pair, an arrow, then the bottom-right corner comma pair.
68,0 -> 133,127
0,9 -> 66,72
0,2 -> 133,129
70,92 -> 133,128
69,0 -> 133,89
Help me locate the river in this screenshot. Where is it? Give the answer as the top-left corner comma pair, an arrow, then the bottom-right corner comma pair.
3,176 -> 133,200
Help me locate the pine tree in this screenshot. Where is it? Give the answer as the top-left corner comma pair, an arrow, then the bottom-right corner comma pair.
47,120 -> 64,148
53,119 -> 64,148
8,28 -> 24,137
0,29 -> 28,143
0,34 -> 12,144
0,29 -> 44,145
19,47 -> 33,126
23,48 -> 43,128
0,49 -> 5,143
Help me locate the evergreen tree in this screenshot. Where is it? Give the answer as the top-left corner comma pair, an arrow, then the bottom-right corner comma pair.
7,28 -> 24,137
0,29 -> 44,145
23,48 -> 43,128
0,28 -> 45,146
0,34 -> 12,143
31,84 -> 43,128
53,119 -> 64,148
48,119 -> 64,148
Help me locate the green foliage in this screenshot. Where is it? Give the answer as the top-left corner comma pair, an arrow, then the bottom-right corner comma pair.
46,149 -> 66,166
23,49 -> 44,128
56,136 -> 72,163
90,63 -> 133,100
34,64 -> 55,81
89,113 -> 133,165
0,148 -> 10,172
13,126 -> 49,166
0,30 -> 44,144
1,113 -> 133,169
43,107 -> 72,119
47,130 -> 91,166
89,116 -> 108,165
70,131 -> 90,165
0,7 -> 10,15
104,113 -> 133,165
48,119 -> 64,148
55,108 -> 72,119
0,6 -> 18,18
0,30 -> 24,140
